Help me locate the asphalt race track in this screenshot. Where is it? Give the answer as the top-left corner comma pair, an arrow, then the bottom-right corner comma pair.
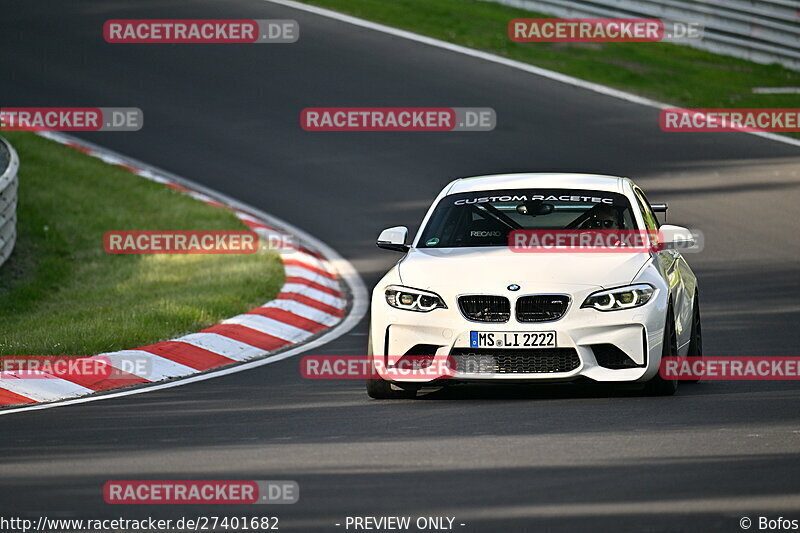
1,1 -> 800,531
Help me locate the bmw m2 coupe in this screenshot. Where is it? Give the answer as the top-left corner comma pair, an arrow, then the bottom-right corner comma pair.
368,173 -> 701,398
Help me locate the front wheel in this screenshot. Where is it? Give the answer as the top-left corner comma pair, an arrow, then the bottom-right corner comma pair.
366,377 -> 418,399
684,292 -> 703,384
643,305 -> 679,396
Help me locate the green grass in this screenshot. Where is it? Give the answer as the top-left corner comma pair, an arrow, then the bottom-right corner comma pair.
301,0 -> 799,112
0,132 -> 284,356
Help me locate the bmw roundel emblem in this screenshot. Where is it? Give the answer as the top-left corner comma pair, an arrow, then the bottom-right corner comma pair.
507,284 -> 521,291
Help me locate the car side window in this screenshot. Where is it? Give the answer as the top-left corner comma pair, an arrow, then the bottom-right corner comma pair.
633,188 -> 660,231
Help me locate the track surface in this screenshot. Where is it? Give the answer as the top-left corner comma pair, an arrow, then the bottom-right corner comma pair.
1,1 -> 800,531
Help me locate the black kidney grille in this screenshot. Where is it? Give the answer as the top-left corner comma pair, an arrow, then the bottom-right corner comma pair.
458,295 -> 510,322
516,295 -> 570,322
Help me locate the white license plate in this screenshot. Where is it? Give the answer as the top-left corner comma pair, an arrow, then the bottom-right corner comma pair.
469,331 -> 557,348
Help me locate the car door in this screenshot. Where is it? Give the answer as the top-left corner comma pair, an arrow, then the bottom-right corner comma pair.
633,187 -> 689,347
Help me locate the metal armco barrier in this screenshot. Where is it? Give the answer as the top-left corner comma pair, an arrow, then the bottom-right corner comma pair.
496,0 -> 800,70
0,136 -> 19,267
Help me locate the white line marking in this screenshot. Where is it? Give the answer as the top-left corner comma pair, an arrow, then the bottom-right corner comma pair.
288,252 -> 331,272
262,0 -> 800,149
0,377 -> 94,403
186,190 -> 224,204
133,168 -> 171,184
262,299 -> 341,326
235,212 -> 273,225
284,265 -> 341,289
222,314 -> 314,342
280,284 -> 346,307
753,87 -> 800,94
176,333 -> 265,361
101,350 -> 197,380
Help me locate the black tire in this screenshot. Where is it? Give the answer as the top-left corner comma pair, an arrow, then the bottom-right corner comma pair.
644,304 -> 679,396
364,329 -> 417,399
366,377 -> 417,399
685,292 -> 703,384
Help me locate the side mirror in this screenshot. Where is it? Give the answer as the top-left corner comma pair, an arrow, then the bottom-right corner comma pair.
658,224 -> 695,250
377,226 -> 409,253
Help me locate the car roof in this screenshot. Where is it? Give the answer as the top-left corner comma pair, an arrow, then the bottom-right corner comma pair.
445,173 -> 627,195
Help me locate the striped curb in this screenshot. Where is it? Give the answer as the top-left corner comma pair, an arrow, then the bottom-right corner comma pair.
0,132 -> 354,409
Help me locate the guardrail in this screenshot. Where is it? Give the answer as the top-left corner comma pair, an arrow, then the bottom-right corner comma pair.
493,0 -> 800,70
0,136 -> 19,267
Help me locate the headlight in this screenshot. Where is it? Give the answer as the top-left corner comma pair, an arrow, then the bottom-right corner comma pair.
581,284 -> 655,311
385,285 -> 447,312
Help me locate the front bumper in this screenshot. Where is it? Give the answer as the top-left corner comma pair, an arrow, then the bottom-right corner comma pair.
370,285 -> 669,384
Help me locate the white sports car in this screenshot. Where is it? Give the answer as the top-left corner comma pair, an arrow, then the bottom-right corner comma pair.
367,173 -> 701,398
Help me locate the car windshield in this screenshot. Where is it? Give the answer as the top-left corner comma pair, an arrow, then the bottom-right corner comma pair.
417,188 -> 637,248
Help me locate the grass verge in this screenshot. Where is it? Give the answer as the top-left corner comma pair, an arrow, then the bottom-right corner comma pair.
300,0 -> 799,117
0,132 -> 284,356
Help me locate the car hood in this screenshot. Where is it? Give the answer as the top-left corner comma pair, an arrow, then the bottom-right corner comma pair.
397,247 -> 650,293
